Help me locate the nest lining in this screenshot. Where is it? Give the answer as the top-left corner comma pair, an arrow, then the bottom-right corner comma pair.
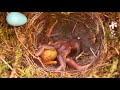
22,12 -> 107,74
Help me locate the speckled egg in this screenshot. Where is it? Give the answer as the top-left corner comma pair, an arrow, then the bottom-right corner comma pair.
6,12 -> 27,26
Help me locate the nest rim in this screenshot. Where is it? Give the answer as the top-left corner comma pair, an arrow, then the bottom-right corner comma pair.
20,12 -> 108,77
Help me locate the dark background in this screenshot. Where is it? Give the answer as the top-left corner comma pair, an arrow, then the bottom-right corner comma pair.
0,0 -> 120,11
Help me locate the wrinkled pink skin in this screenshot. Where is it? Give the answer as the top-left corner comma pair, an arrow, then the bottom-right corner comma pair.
35,39 -> 91,71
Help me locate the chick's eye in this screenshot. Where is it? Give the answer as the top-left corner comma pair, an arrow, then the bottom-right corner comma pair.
77,37 -> 80,40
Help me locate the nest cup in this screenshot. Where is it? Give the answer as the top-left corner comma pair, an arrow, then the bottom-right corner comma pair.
23,12 -> 107,76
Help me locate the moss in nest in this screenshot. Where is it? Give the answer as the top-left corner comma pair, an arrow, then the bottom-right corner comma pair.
13,44 -> 23,68
17,66 -> 49,78
0,24 -> 16,42
18,66 -> 35,78
47,71 -> 58,78
104,22 -> 111,39
88,57 -> 119,78
0,59 -> 12,78
0,63 -> 9,77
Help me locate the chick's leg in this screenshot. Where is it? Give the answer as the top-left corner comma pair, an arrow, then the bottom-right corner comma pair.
35,45 -> 55,57
56,55 -> 66,71
66,58 -> 91,71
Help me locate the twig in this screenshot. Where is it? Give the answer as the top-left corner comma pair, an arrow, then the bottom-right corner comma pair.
47,20 -> 58,38
90,47 -> 97,57
95,45 -> 100,55
0,55 -> 21,78
14,27 -> 47,70
0,55 -> 13,70
113,47 -> 119,55
29,12 -> 44,27
75,51 -> 84,60
72,22 -> 77,33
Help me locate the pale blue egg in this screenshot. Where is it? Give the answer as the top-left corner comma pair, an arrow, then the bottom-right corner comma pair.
6,12 -> 27,26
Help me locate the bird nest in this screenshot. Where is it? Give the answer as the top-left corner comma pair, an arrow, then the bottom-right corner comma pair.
15,12 -> 107,77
